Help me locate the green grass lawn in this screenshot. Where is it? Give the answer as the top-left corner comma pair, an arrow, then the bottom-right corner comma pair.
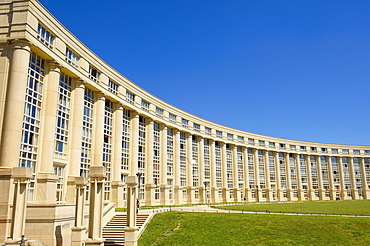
139,212 -> 370,246
216,200 -> 370,215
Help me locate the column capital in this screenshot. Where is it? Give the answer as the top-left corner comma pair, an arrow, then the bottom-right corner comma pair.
11,39 -> 31,52
96,93 -> 106,101
48,63 -> 61,74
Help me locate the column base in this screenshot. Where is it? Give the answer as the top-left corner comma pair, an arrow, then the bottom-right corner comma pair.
71,227 -> 86,246
145,183 -> 156,206
123,227 -> 139,246
186,186 -> 195,204
160,184 -> 170,205
85,238 -> 104,246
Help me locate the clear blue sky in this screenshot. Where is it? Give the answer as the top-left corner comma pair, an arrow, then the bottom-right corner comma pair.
39,0 -> 370,145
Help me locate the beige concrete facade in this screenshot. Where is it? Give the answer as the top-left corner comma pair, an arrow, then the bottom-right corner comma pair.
0,0 -> 369,245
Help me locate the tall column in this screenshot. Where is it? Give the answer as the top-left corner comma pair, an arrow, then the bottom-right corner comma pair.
91,94 -> 105,168
198,137 -> 206,203
327,156 -> 336,200
145,119 -> 155,205
173,129 -> 182,205
295,154 -> 304,200
186,133 -> 194,204
0,41 -> 31,243
36,62 -> 61,204
66,81 -> 85,203
86,166 -> 106,246
111,105 -> 124,207
348,157 -> 359,200
274,152 -> 282,201
129,112 -> 139,176
264,151 -> 272,201
253,149 -> 261,201
159,125 -> 169,205
71,177 -> 88,246
337,157 -> 346,200
243,148 -> 251,201
209,140 -> 218,203
359,158 -> 370,199
221,142 -> 228,202
284,153 -> 293,201
0,41 -> 31,168
232,145 -> 240,202
305,155 -> 315,200
315,155 -> 325,200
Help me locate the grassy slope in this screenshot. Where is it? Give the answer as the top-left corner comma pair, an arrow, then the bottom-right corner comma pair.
139,212 -> 370,246
217,200 -> 370,215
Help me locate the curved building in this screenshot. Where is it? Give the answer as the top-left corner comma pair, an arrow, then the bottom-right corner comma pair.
0,0 -> 369,245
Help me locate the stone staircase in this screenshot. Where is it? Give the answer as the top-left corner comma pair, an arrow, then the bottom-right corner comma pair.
103,213 -> 150,246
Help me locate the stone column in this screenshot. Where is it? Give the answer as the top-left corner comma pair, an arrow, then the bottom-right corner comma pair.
210,140 -> 218,203
295,154 -> 304,200
327,156 -> 336,200
221,142 -> 229,202
359,158 -> 370,199
159,125 -> 169,205
8,167 -> 32,243
243,148 -> 251,201
198,137 -> 206,203
129,112 -> 139,176
145,119 -> 155,206
348,157 -> 359,200
71,177 -> 88,246
232,145 -> 240,202
284,153 -> 293,201
36,62 -> 61,204
263,151 -> 272,201
186,133 -> 194,204
0,41 -> 31,243
306,155 -> 315,201
0,41 -> 31,168
66,80 -> 85,204
316,156 -> 325,200
337,157 -> 346,200
86,166 -> 106,246
173,129 -> 182,205
274,152 -> 282,201
123,175 -> 139,246
111,105 -> 124,207
92,94 -> 105,168
253,149 -> 261,201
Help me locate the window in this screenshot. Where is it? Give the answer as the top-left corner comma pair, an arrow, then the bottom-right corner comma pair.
227,134 -> 233,141
290,145 -> 296,150
332,149 -> 338,154
108,80 -> 118,94
300,146 -> 306,151
182,119 -> 188,128
353,150 -> 360,155
89,65 -> 100,82
269,142 -> 275,148
321,148 -> 327,153
54,165 -> 65,203
193,123 -> 200,132
65,47 -> 79,67
279,143 -> 286,149
342,149 -> 349,155
126,91 -> 134,104
238,136 -> 244,143
205,127 -> 211,135
365,150 -> 370,155
248,138 -> 255,145
156,107 -> 163,118
37,24 -> 54,48
141,100 -> 149,112
216,131 -> 222,138
259,140 -> 265,147
310,147 -> 317,152
169,113 -> 176,123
